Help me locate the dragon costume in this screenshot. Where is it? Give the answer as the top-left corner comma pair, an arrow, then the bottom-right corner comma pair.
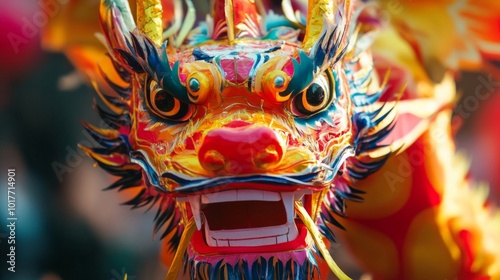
43,0 -> 500,279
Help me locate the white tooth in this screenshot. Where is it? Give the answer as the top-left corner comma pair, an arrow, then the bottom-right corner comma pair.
277,234 -> 288,244
188,195 -> 202,230
236,190 -> 281,201
282,191 -> 304,241
280,192 -> 295,224
216,239 -> 229,247
202,190 -> 237,204
265,191 -> 281,201
237,189 -> 263,201
286,224 -> 299,241
228,236 -> 277,247
205,229 -> 217,247
294,189 -> 312,201
208,225 -> 288,239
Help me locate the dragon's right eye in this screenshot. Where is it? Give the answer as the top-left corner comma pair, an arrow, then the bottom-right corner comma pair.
145,79 -> 193,121
288,72 -> 333,117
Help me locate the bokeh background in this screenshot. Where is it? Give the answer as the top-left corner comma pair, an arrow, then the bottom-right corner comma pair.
0,0 -> 499,279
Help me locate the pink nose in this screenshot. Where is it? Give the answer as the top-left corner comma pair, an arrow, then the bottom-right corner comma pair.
198,122 -> 285,174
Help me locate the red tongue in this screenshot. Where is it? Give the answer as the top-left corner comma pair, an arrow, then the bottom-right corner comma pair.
202,200 -> 287,230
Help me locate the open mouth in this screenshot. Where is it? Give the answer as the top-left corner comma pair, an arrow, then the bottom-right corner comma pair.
181,189 -> 312,253
167,147 -> 354,254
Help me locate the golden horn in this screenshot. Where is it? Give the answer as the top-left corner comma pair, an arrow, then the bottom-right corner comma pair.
137,0 -> 163,46
302,0 -> 348,50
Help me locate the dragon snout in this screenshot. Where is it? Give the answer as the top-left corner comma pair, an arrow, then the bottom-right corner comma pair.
198,121 -> 285,175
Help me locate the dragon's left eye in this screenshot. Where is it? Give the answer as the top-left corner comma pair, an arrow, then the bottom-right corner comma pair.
289,72 -> 333,117
145,79 -> 193,121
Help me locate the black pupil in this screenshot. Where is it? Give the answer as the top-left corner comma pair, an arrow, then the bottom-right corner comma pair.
154,90 -> 175,112
306,83 -> 325,106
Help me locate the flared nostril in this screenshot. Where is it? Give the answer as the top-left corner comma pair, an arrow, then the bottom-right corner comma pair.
197,124 -> 285,174
253,145 -> 280,169
202,150 -> 226,172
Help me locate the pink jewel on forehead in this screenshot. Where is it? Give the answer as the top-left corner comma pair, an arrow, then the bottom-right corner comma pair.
219,56 -> 256,84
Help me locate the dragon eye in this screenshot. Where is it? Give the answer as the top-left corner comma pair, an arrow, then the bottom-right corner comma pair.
261,70 -> 291,103
146,79 -> 193,121
186,71 -> 211,104
289,72 -> 333,117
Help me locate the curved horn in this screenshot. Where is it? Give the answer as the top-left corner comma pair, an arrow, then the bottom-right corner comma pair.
302,0 -> 350,50
137,0 -> 164,46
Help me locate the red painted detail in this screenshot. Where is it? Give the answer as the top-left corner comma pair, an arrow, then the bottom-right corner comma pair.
136,122 -> 159,143
232,0 -> 262,37
303,194 -> 312,216
179,71 -> 188,83
198,123 -> 285,174
223,120 -> 252,128
283,59 -> 295,78
211,0 -> 226,39
184,132 -> 202,151
211,0 -> 261,40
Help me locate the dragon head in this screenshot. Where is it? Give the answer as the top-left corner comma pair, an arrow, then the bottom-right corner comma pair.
83,0 -> 395,278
